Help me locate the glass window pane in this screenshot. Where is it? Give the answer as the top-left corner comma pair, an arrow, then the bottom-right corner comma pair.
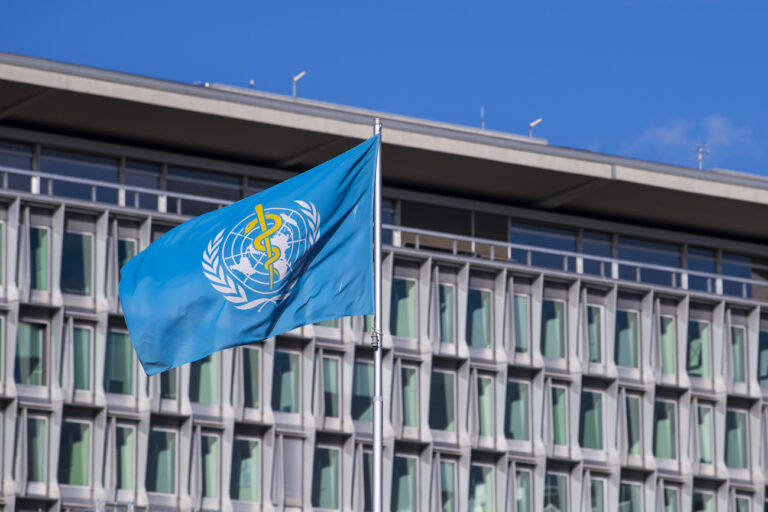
467,288 -> 492,348
146,429 -> 176,494
104,331 -> 134,395
731,326 -> 746,383
653,401 -> 677,459
542,299 -> 565,358
579,391 -> 603,450
692,492 -> 714,512
514,295 -> 530,353
504,381 -> 529,441
363,451 -> 373,512
590,479 -> 604,512
352,360 -> 373,421
324,357 -> 340,418
626,395 -> 642,455
230,438 -> 259,502
15,321 -> 45,385
725,409 -> 748,469
401,366 -> 418,427
391,455 -> 417,512
58,420 -> 90,486
618,483 -> 642,512
439,460 -> 456,512
27,417 -> 46,483
73,327 -> 91,390
312,446 -> 339,509
552,387 -> 567,446
272,351 -> 300,413
587,306 -> 602,363
477,376 -> 493,437
468,464 -> 493,512
736,497 -> 750,512
759,331 -> 768,388
544,473 -> 568,512
516,470 -> 531,512
697,406 -> 713,464
687,320 -> 711,379
61,232 -> 92,295
201,435 -> 219,498
117,238 -> 137,271
316,318 -> 339,328
160,368 -> 177,400
615,310 -> 639,369
660,316 -> 676,374
429,371 -> 455,432
243,347 -> 259,408
439,284 -> 455,344
663,487 -> 679,512
116,426 -> 134,490
29,227 -> 49,291
190,353 -> 219,404
390,277 -> 417,339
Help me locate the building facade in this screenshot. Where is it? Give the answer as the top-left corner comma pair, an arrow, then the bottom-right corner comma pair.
0,52 -> 767,511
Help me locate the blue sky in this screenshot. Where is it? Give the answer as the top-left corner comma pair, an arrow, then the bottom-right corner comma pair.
1,1 -> 767,175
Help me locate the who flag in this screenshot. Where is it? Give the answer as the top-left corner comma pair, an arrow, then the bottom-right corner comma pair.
119,135 -> 378,375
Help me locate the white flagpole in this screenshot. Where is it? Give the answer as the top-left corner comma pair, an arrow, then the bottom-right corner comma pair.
372,117 -> 383,512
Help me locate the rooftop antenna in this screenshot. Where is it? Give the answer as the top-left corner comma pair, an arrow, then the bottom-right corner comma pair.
480,106 -> 485,130
529,117 -> 543,138
690,143 -> 710,170
249,79 -> 254,89
292,71 -> 306,99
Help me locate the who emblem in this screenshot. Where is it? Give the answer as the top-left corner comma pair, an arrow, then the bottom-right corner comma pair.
202,200 -> 320,310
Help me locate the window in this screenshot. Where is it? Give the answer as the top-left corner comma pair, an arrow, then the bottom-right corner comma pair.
61,232 -> 92,295
615,309 -> 639,369
117,238 -> 137,271
104,331 -> 134,395
323,356 -> 341,418
363,451 -> 373,512
663,487 -> 679,512
401,365 -> 418,427
352,360 -> 373,421
759,331 -> 768,387
544,473 -> 568,512
439,459 -> 456,512
73,326 -> 91,390
687,320 -> 711,379
514,294 -> 530,353
516,470 -> 532,512
579,391 -> 603,450
467,288 -> 492,348
504,380 -> 530,441
230,437 -> 259,502
590,478 -> 605,512
190,353 -> 219,405
653,400 -> 677,459
15,321 -> 45,385
390,277 -> 417,339
587,305 -> 603,363
542,299 -> 565,358
438,284 -> 455,344
618,482 -> 642,512
146,428 -> 176,494
243,347 -> 259,408
27,415 -> 47,483
201,434 -> 219,498
29,226 -> 49,291
692,492 -> 714,512
429,370 -> 455,432
731,325 -> 746,383
477,375 -> 494,437
115,425 -> 135,490
160,368 -> 177,400
312,446 -> 340,509
391,455 -> 417,511
735,496 -> 750,512
697,405 -> 713,464
725,409 -> 748,469
660,315 -> 676,374
58,420 -> 91,486
468,464 -> 493,512
316,318 -> 339,328
272,350 -> 300,413
551,386 -> 568,445
625,394 -> 642,455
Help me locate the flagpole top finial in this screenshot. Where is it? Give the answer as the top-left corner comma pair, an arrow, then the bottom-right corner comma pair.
374,117 -> 382,135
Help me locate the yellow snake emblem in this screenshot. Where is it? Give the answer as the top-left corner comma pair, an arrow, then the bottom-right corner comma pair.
244,204 -> 282,289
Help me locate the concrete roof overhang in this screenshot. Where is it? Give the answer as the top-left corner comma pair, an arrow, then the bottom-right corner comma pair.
0,52 -> 767,244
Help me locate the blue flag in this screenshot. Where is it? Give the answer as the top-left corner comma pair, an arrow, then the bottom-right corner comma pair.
119,136 -> 378,375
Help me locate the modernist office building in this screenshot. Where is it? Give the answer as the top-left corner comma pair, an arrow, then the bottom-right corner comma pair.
0,52 -> 766,512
